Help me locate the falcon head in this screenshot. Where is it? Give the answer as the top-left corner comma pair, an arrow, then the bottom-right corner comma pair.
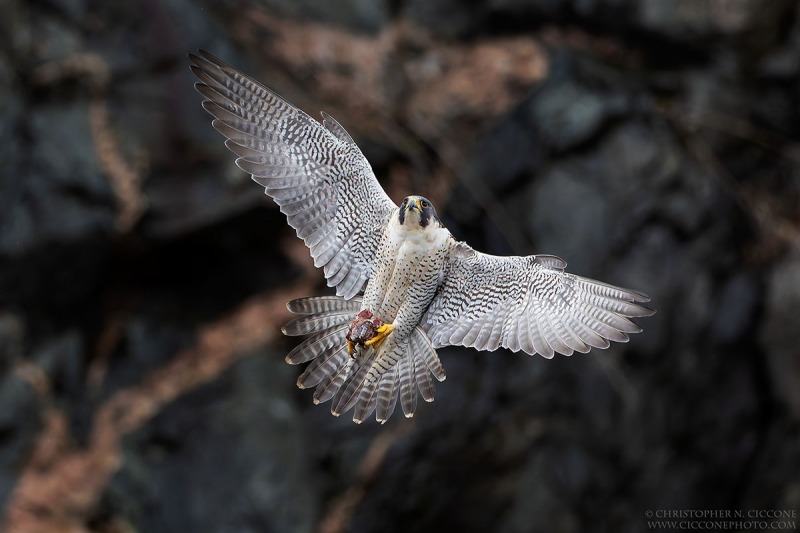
398,195 -> 441,228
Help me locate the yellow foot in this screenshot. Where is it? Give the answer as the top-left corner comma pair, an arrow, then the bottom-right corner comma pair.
365,323 -> 395,351
347,340 -> 355,356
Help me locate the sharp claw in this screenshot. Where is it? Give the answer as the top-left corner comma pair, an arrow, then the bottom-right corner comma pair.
365,323 -> 395,350
347,340 -> 355,356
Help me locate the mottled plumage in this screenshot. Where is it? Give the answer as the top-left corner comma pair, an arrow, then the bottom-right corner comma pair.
190,50 -> 654,424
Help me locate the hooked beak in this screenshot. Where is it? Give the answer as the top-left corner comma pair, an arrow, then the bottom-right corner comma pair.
406,197 -> 420,211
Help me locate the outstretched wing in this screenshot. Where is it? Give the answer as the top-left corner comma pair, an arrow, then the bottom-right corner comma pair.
190,50 -> 396,299
423,243 -> 654,358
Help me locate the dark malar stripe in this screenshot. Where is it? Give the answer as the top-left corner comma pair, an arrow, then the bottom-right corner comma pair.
419,208 -> 430,228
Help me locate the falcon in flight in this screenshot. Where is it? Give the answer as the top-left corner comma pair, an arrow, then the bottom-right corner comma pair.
190,50 -> 654,424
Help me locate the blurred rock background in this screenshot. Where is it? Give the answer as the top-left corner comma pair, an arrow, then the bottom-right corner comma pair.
1,0 -> 799,532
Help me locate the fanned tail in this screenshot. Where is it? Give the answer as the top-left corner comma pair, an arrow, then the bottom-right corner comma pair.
283,296 -> 445,424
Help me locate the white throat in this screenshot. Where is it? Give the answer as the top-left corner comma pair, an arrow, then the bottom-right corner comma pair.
388,208 -> 449,248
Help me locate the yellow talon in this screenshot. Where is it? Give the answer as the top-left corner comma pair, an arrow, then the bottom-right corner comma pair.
347,340 -> 355,356
365,323 -> 395,350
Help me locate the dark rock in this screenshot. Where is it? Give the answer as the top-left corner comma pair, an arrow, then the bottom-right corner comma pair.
0,313 -> 25,368
41,0 -> 87,20
742,421 -> 800,511
710,273 -> 760,344
106,351 -> 316,533
524,117 -> 675,274
0,50 -> 25,259
128,206 -> 299,321
529,76 -> 630,153
107,47 -> 267,237
12,7 -> 85,62
570,0 -> 635,23
637,0 -> 787,41
0,366 -> 41,512
759,245 -> 800,419
1,100 -> 115,259
517,53 -> 634,155
759,7 -> 800,79
101,314 -> 193,395
500,448 -> 582,533
469,112 -> 542,194
404,0 -> 490,40
527,161 -> 612,273
32,331 -> 85,399
487,0 -> 567,19
0,236 -> 111,316
405,0 -> 629,39
251,0 -> 390,34
608,226 -> 680,358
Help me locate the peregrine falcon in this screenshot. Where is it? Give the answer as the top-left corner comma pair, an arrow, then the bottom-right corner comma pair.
190,50 -> 654,424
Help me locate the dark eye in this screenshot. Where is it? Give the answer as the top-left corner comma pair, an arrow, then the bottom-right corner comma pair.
402,198 -> 408,206
421,200 -> 430,208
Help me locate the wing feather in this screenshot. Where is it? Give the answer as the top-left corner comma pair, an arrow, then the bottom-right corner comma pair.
424,243 -> 654,358
517,311 -> 534,354
503,313 -> 520,352
530,301 -> 554,359
551,310 -> 588,353
191,50 -> 396,299
540,303 -> 573,356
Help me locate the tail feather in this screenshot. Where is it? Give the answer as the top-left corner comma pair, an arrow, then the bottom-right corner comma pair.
337,339 -> 407,421
297,344 -> 349,389
332,356 -> 375,416
282,312 -> 352,336
352,340 -> 407,423
287,296 -> 362,315
352,377 -> 379,424
412,327 -> 446,382
285,325 -> 349,365
375,365 -> 399,423
398,349 -> 417,418
414,352 -> 435,402
315,358 -> 355,406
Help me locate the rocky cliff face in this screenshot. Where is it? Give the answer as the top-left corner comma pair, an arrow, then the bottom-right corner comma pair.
1,1 -> 799,532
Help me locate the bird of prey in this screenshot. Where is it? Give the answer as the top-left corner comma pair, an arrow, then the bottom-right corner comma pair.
190,50 -> 654,424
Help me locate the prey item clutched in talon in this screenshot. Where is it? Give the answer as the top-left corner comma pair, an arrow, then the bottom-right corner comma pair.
346,310 -> 384,355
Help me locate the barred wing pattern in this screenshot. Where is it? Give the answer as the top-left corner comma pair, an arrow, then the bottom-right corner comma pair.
424,243 -> 654,358
190,51 -> 396,299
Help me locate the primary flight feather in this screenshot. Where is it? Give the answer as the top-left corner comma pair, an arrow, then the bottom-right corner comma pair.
190,50 -> 654,424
